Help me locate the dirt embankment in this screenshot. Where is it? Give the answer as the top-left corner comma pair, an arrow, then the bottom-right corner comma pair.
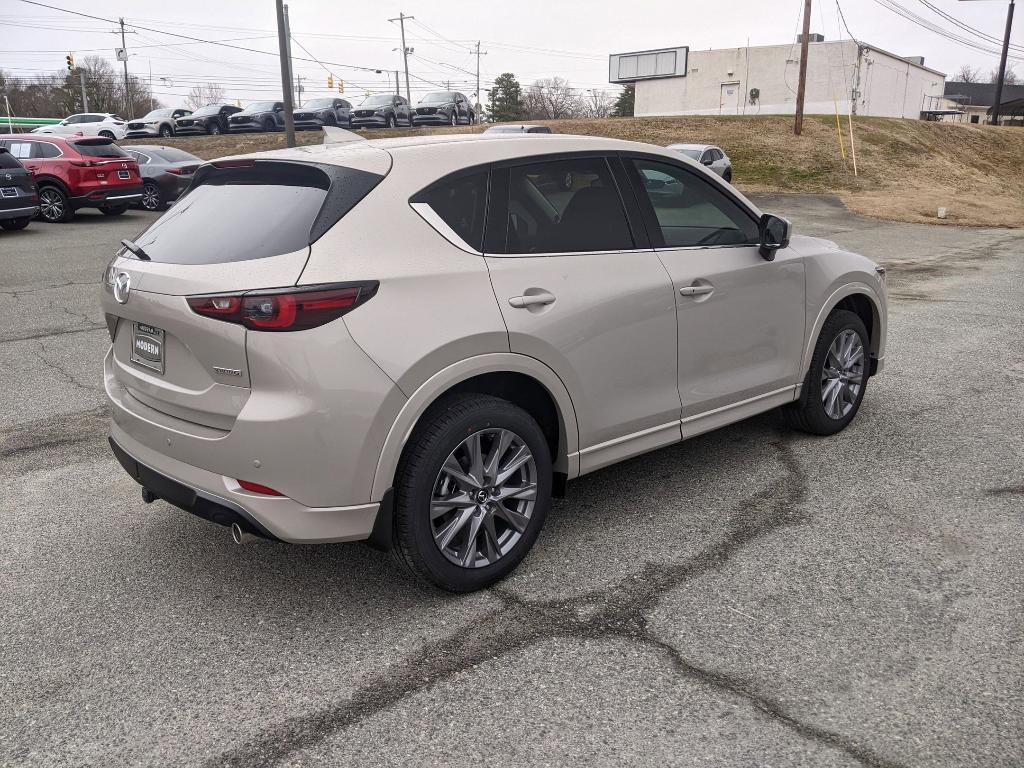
126,115 -> 1024,227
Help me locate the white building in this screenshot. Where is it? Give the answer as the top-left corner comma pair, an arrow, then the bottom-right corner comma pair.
610,39 -> 946,119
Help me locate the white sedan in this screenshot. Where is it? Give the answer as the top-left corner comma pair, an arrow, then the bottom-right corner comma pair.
32,113 -> 129,141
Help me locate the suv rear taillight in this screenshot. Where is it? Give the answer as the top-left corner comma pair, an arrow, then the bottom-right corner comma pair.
186,282 -> 377,332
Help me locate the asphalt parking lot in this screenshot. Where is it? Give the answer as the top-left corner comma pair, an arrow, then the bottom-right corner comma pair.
2,198 -> 1022,768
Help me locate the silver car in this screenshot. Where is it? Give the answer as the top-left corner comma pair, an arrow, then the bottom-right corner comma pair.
667,143 -> 732,182
102,133 -> 887,592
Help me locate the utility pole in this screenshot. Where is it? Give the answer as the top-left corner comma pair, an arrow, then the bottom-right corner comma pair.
389,12 -> 413,104
394,70 -> 400,95
473,41 -> 486,118
119,17 -> 132,117
794,0 -> 813,135
79,71 -> 89,112
275,0 -> 297,147
296,75 -> 303,105
991,0 -> 1016,125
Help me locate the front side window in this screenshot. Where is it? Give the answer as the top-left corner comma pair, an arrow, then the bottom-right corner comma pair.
502,157 -> 633,254
630,158 -> 758,248
413,170 -> 488,251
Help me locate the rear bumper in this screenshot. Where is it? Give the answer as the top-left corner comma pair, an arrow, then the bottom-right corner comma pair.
109,428 -> 380,544
71,185 -> 144,209
0,203 -> 39,220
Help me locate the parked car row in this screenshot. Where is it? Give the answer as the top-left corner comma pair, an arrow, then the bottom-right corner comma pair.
0,134 -> 203,228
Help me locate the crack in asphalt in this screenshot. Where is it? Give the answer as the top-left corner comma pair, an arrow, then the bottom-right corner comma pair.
206,439 -> 908,768
1,324 -> 106,344
0,405 -> 109,460
0,279 -> 99,298
29,339 -> 103,395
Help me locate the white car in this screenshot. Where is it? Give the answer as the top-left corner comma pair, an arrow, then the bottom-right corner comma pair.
102,132 -> 887,592
667,143 -> 732,182
32,113 -> 129,141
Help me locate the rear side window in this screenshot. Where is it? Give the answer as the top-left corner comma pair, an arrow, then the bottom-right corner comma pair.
412,170 -> 488,251
75,142 -> 129,158
502,157 -> 633,254
131,161 -> 384,264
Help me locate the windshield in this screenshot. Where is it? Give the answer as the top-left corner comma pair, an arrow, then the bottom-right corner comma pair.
191,105 -> 220,116
361,94 -> 394,107
671,147 -> 703,160
143,109 -> 173,119
240,101 -> 277,114
420,91 -> 455,104
302,99 -> 335,109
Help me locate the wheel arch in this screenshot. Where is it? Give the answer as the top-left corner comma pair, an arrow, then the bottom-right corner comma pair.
370,353 -> 580,503
802,283 -> 885,378
34,175 -> 71,197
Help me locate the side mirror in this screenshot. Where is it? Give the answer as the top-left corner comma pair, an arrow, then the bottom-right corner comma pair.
702,158 -> 713,166
758,213 -> 791,261
60,120 -> 69,126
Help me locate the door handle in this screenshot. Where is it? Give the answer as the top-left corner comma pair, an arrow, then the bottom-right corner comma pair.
508,292 -> 556,308
679,285 -> 714,297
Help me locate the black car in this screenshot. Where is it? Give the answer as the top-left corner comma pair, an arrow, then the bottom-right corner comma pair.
174,104 -> 242,135
351,94 -> 413,128
293,98 -> 353,130
229,101 -> 285,133
124,145 -> 202,211
0,146 -> 39,230
412,91 -> 475,126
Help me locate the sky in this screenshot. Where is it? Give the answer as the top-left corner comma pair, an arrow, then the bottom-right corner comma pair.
1,0 -> 1021,109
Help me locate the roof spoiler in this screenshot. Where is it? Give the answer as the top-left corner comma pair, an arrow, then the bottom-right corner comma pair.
322,125 -> 366,145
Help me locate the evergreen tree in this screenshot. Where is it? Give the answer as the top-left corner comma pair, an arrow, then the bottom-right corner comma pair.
488,72 -> 524,122
613,84 -> 635,117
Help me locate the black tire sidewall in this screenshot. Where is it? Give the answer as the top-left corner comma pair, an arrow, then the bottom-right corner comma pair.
395,396 -> 552,592
801,310 -> 870,433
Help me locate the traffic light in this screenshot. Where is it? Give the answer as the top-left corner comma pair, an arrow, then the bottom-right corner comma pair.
327,74 -> 333,89
337,80 -> 344,94
66,53 -> 75,72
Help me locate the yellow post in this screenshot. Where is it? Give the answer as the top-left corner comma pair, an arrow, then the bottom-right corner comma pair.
833,95 -> 847,164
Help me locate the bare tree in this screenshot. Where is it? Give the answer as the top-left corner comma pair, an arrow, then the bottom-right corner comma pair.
186,82 -> 226,110
583,89 -> 616,118
523,78 -> 584,120
990,66 -> 1019,85
955,65 -> 981,83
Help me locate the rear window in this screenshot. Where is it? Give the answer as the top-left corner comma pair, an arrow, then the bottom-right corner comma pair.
151,147 -> 200,163
74,142 -> 129,158
131,161 -> 384,264
0,150 -> 23,169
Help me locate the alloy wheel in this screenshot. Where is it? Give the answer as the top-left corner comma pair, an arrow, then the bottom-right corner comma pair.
430,428 -> 537,568
141,183 -> 160,211
39,189 -> 64,221
821,329 -> 865,420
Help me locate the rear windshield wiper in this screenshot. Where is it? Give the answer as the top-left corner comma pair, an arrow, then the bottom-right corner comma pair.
120,238 -> 151,261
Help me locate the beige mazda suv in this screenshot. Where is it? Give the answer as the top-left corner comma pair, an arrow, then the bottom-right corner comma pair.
102,130 -> 887,592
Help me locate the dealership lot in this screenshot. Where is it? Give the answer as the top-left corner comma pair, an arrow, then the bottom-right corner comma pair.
2,199 -> 1022,766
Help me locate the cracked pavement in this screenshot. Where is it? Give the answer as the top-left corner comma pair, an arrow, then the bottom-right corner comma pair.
2,199 -> 1022,767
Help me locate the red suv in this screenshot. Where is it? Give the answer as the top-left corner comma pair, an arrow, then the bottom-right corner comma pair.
0,135 -> 143,223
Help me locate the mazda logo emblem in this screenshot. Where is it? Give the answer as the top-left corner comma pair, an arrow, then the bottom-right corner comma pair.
113,272 -> 131,304
3,173 -> 10,181
121,163 -> 127,169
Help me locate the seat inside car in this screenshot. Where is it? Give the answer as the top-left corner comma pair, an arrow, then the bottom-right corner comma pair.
557,186 -> 629,252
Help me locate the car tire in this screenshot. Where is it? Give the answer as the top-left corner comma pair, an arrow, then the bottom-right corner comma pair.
392,393 -> 552,592
100,205 -> 128,216
449,112 -> 457,127
723,169 -> 733,183
325,114 -> 337,127
207,123 -> 221,135
159,124 -> 173,138
98,130 -> 115,139
263,118 -> 275,133
141,182 -> 165,212
0,217 -> 30,231
37,185 -> 73,223
783,309 -> 870,436
386,114 -> 396,129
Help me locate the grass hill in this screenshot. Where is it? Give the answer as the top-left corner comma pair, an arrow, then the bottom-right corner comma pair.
127,115 -> 1024,227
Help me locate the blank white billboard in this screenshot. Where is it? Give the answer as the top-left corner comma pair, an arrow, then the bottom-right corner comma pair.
609,47 -> 688,83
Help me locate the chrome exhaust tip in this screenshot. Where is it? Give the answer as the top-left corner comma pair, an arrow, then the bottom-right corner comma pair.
230,522 -> 257,545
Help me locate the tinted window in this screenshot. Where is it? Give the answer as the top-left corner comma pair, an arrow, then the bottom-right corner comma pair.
36,142 -> 60,158
361,94 -> 393,107
502,157 -> 632,254
150,147 -> 200,164
630,158 -> 757,248
127,150 -> 151,164
192,105 -> 219,116
0,151 -> 23,169
240,101 -> 276,113
415,171 -> 488,251
132,161 -> 383,264
74,142 -> 129,158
